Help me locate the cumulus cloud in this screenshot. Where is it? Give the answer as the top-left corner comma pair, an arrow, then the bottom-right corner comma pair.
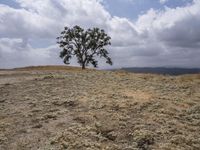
134,0 -> 200,67
0,0 -> 111,68
0,0 -> 200,69
0,0 -> 110,39
0,38 -> 62,68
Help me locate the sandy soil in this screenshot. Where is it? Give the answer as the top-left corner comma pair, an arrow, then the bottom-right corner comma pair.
0,67 -> 200,150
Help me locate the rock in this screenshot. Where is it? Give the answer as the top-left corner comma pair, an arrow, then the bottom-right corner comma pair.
52,100 -> 78,108
62,141 -> 68,149
0,99 -> 5,103
63,100 -> 78,107
137,136 -> 154,150
43,114 -> 57,120
106,131 -> 117,141
32,124 -> 43,129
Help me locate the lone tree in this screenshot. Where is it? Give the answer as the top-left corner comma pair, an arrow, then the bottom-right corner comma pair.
57,25 -> 113,69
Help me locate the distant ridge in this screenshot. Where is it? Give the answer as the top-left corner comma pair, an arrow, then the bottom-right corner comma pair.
120,67 -> 200,75
14,65 -> 81,71
0,65 -> 90,71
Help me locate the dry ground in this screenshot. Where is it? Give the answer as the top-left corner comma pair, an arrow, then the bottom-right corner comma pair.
0,66 -> 200,150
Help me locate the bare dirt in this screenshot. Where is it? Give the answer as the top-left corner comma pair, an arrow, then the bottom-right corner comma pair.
0,66 -> 200,150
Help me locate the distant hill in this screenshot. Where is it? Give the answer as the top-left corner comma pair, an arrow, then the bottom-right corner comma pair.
120,67 -> 200,75
13,65 -> 83,71
0,65 -> 91,71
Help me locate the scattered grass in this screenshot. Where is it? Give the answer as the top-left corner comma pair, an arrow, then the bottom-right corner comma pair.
0,67 -> 199,149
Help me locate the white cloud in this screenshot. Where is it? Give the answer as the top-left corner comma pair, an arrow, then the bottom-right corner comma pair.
0,38 -> 62,68
0,0 -> 200,69
107,16 -> 140,47
159,0 -> 168,4
136,0 -> 200,48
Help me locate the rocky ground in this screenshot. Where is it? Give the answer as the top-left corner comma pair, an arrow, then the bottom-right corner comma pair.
0,66 -> 200,150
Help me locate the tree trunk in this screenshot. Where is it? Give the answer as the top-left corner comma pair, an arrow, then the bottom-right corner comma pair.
81,63 -> 85,69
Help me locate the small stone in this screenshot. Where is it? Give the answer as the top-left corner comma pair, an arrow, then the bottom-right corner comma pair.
106,131 -> 117,141
62,141 -> 68,149
44,114 -> 57,120
0,99 -> 5,103
32,124 -> 43,129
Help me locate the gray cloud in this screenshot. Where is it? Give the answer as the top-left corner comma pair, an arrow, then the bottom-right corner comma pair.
0,0 -> 200,69
157,15 -> 200,48
0,38 -> 62,68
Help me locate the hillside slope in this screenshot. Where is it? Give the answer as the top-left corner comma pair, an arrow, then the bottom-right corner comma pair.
0,67 -> 200,150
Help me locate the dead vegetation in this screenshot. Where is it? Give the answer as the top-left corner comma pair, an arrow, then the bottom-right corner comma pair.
0,66 -> 200,150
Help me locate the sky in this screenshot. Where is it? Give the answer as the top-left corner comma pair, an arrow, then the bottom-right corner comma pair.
0,0 -> 199,69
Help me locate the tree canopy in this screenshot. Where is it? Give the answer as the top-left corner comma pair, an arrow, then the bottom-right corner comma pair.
57,25 -> 113,69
